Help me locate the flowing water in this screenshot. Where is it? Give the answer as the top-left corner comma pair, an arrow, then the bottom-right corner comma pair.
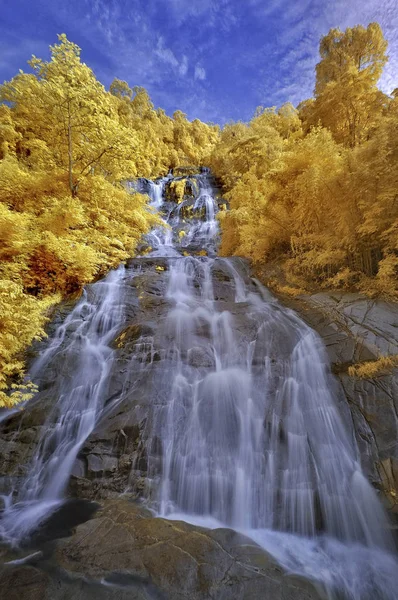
0,267 -> 127,543
1,170 -> 397,599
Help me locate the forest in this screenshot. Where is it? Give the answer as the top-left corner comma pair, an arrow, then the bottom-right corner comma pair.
0,23 -> 397,406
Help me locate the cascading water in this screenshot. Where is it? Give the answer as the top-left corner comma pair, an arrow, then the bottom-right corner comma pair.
148,179 -> 165,209
1,169 -> 397,599
144,175 -> 179,257
0,266 -> 127,545
139,171 -> 398,599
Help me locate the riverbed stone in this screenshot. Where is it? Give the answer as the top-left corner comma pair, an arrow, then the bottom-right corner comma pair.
0,566 -> 50,600
55,499 -> 322,600
0,499 -> 322,600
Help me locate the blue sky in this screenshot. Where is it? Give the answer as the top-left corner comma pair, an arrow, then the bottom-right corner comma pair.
0,0 -> 397,124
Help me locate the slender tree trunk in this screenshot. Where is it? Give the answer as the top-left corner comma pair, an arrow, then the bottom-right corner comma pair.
67,100 -> 74,196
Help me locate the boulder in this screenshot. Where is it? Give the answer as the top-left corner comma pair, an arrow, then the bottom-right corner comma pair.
0,498 -> 322,600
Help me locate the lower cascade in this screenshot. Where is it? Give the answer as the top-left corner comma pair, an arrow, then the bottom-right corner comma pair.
1,169 -> 397,599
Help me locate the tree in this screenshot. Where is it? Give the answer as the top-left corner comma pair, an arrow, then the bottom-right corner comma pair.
212,23 -> 398,296
0,35 -> 167,405
303,23 -> 389,147
315,23 -> 388,95
1,35 -> 141,195
110,78 -> 133,99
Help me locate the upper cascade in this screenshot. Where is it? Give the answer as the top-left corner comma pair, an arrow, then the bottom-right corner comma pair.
136,168 -> 223,258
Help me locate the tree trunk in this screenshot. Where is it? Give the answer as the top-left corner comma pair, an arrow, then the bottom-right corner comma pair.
67,100 -> 74,196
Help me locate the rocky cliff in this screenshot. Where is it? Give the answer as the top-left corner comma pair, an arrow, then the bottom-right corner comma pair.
279,292 -> 398,520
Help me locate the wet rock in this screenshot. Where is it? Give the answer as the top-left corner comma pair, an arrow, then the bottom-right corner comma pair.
86,455 -> 118,475
172,166 -> 201,177
67,388 -> 147,499
176,198 -> 196,219
133,177 -> 152,196
0,567 -> 50,600
131,272 -> 168,297
211,269 -> 236,302
0,417 -> 48,488
113,324 -> 155,349
339,372 -> 398,514
279,291 -> 398,516
126,257 -> 170,270
187,346 -> 215,368
29,499 -> 101,547
0,437 -> 32,474
0,565 -> 151,600
57,500 -> 318,600
287,293 -> 398,365
14,498 -> 319,600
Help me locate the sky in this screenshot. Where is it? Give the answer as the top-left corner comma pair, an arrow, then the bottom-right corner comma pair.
0,0 -> 397,124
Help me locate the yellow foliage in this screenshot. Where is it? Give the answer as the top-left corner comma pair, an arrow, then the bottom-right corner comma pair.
0,280 -> 59,407
211,22 -> 398,298
301,23 -> 389,147
348,356 -> 398,379
272,284 -> 307,297
0,34 -> 220,406
169,179 -> 187,203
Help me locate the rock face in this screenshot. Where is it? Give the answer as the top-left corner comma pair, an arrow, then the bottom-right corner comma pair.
2,255 -> 398,580
280,292 -> 398,517
0,498 -> 321,600
0,256 -> 258,504
67,256 -> 258,502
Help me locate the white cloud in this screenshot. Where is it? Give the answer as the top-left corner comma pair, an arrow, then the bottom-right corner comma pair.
70,0 -> 398,117
254,0 -> 398,106
179,55 -> 188,76
154,38 -> 190,78
8,0 -> 396,124
156,37 -> 179,68
0,37 -> 50,77
160,0 -> 214,25
248,0 -> 284,19
283,0 -> 313,24
194,65 -> 206,80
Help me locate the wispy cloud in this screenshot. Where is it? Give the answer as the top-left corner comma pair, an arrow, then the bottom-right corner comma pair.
155,37 -> 179,69
194,65 -> 206,81
179,55 -> 189,76
0,36 -> 50,81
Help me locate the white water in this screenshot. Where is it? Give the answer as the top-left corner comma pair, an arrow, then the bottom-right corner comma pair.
1,171 -> 397,599
148,179 -> 165,208
144,176 -> 180,257
0,266 -> 126,544
141,172 -> 398,599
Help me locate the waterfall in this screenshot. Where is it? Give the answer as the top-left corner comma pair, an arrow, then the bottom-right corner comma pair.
141,172 -> 398,599
1,170 -> 397,598
148,178 -> 167,209
0,266 -> 127,544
